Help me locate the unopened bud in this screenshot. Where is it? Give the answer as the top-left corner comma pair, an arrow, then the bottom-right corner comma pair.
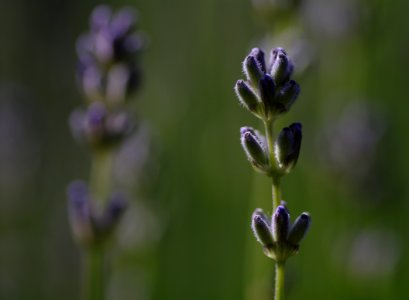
275,80 -> 300,114
259,74 -> 276,114
67,181 -> 93,245
90,5 -> 112,32
240,127 -> 269,173
274,123 -> 302,173
252,209 -> 274,246
288,212 -> 311,245
235,80 -> 260,115
94,192 -> 128,233
272,205 -> 290,242
270,48 -> 293,85
243,55 -> 264,88
250,48 -> 266,73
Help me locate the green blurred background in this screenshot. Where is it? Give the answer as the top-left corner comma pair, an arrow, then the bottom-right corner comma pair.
1,0 -> 409,299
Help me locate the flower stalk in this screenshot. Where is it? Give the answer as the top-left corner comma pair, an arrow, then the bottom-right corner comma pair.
67,5 -> 145,300
235,47 -> 311,299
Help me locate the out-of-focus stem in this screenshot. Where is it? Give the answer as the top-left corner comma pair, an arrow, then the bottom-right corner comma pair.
84,148 -> 113,300
90,149 -> 113,208
83,245 -> 104,300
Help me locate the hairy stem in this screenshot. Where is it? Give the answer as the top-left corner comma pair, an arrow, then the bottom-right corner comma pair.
263,119 -> 281,210
274,262 -> 285,300
272,178 -> 281,210
264,118 -> 285,300
263,119 -> 275,165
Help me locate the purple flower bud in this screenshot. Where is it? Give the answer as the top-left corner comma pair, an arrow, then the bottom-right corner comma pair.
93,192 -> 127,234
275,80 -> 301,113
234,80 -> 260,115
111,8 -> 137,38
272,205 -> 290,242
269,47 -> 294,85
252,208 -> 274,246
250,48 -> 266,73
85,103 -> 107,139
243,55 -> 264,88
90,5 -> 112,32
274,122 -> 302,173
240,127 -> 269,173
259,74 -> 276,115
81,65 -> 103,100
67,181 -> 93,244
106,192 -> 127,221
288,212 -> 311,245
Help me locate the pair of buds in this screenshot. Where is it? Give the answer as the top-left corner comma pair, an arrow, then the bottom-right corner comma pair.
70,102 -> 135,150
240,123 -> 302,175
67,180 -> 127,247
252,205 -> 311,262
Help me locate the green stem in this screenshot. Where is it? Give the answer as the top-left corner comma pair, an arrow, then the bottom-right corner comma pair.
272,178 -> 281,210
83,148 -> 114,300
274,262 -> 285,300
263,120 -> 275,165
90,149 -> 113,209
83,246 -> 105,300
263,119 -> 281,210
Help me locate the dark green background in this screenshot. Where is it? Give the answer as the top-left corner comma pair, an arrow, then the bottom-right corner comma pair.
1,0 -> 409,299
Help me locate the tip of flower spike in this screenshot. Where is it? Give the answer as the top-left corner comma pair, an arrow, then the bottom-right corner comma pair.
240,126 -> 254,135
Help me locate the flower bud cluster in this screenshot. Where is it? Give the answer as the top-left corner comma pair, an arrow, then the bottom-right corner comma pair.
71,5 -> 144,150
67,181 -> 127,246
235,47 -> 300,121
69,102 -> 134,149
251,205 -> 311,262
234,47 -> 310,262
240,123 -> 302,176
68,5 -> 144,247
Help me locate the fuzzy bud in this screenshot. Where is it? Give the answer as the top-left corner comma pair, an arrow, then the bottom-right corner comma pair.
252,208 -> 274,246
243,55 -> 264,88
288,212 -> 311,245
275,80 -> 301,114
272,205 -> 290,242
249,48 -> 266,73
235,80 -> 260,115
274,123 -> 302,173
259,74 -> 276,115
270,48 -> 294,85
67,181 -> 93,245
240,127 -> 269,173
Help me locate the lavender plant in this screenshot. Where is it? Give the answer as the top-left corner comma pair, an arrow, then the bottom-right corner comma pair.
67,5 -> 144,300
235,47 -> 311,300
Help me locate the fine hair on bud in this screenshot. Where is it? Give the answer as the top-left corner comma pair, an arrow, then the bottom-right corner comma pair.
269,47 -> 293,85
243,55 -> 264,88
288,212 -> 311,245
275,80 -> 301,113
235,80 -> 260,115
259,74 -> 276,117
249,48 -> 266,73
274,122 -> 302,173
252,209 -> 274,246
240,127 -> 269,172
272,205 -> 290,242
